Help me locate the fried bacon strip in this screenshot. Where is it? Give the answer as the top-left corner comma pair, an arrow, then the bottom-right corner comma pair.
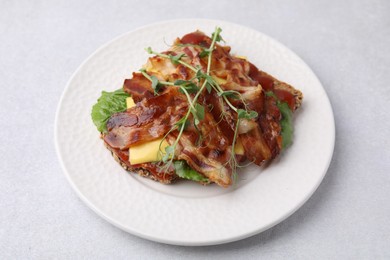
104,88 -> 187,150
167,112 -> 233,187
103,31 -> 303,186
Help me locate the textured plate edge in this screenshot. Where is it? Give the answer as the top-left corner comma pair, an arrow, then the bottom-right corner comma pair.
54,18 -> 336,246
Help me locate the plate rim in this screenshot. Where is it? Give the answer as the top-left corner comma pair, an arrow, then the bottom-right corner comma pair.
55,18 -> 335,246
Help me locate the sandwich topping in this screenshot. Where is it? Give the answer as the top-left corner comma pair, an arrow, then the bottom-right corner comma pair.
91,28 -> 303,187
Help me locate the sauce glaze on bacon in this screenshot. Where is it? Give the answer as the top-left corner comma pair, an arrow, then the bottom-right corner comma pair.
104,30 -> 303,187
104,88 -> 188,150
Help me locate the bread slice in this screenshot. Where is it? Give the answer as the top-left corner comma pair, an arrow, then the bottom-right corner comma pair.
104,141 -> 177,184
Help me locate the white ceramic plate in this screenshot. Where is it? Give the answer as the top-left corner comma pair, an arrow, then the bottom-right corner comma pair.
55,19 -> 335,246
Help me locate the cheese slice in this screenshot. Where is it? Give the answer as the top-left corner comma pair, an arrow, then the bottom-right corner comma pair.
126,96 -> 135,108
212,75 -> 227,85
234,55 -> 247,60
129,138 -> 169,165
235,138 -> 244,155
126,96 -> 244,164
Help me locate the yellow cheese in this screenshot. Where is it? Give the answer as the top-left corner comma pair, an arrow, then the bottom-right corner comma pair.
234,138 -> 244,155
129,138 -> 169,165
126,97 -> 135,108
234,55 -> 247,60
212,75 -> 227,85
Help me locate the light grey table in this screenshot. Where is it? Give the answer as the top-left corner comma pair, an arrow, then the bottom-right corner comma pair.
1,0 -> 389,259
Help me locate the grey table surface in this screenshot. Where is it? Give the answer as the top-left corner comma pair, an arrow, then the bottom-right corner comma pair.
1,0 -> 389,259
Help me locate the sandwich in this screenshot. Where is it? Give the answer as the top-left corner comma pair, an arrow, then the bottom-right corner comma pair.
91,28 -> 303,187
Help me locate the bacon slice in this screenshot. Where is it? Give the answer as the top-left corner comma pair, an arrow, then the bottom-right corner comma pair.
204,91 -> 235,141
104,88 -> 187,150
248,63 -> 302,111
103,30 -> 303,186
123,72 -> 154,102
167,111 -> 233,187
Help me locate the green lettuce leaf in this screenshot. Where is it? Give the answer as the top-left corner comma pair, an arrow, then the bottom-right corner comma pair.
277,102 -> 293,148
91,88 -> 130,133
173,160 -> 209,183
